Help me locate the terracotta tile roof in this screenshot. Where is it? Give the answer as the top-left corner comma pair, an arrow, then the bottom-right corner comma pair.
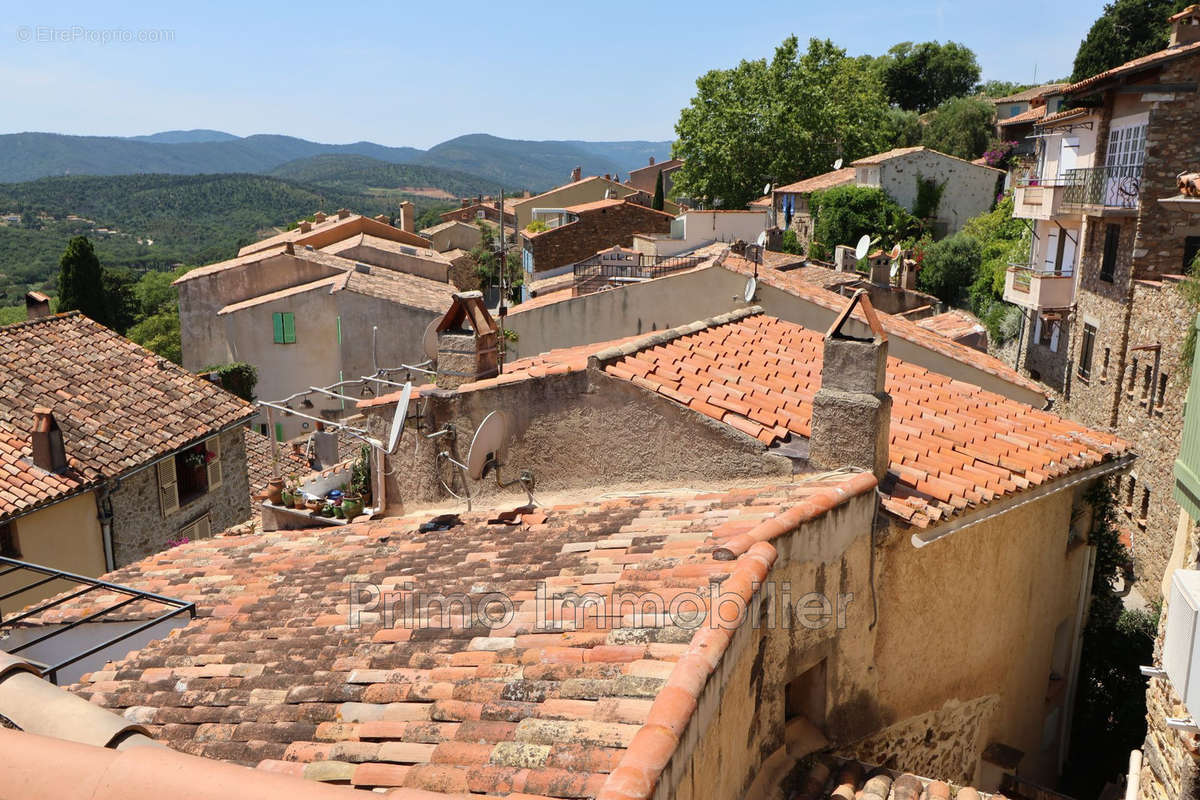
1065,40 -> 1200,96
915,310 -> 986,342
507,288 -> 576,316
0,313 -> 255,480
997,104 -> 1046,127
55,473 -> 876,797
991,83 -> 1067,103
175,246 -> 354,285
321,233 -> 450,265
245,428 -> 309,490
597,312 -> 1126,528
721,254 -> 1048,401
1036,107 -> 1093,128
773,167 -> 857,195
336,267 -> 455,314
238,214 -> 430,258
851,146 -> 1003,174
783,757 -> 1002,800
0,421 -> 97,522
562,198 -> 629,214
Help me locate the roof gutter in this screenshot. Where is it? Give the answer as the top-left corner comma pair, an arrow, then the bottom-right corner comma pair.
910,453 -> 1135,549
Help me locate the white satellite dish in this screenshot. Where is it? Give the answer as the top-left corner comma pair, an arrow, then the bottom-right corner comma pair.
854,234 -> 871,261
744,277 -> 757,303
467,410 -> 512,480
385,382 -> 412,454
422,318 -> 440,363
756,231 -> 768,248
889,243 -> 902,260
833,158 -> 844,170
763,182 -> 772,196
890,262 -> 900,280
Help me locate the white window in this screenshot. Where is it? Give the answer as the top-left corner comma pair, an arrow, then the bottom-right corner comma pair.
1106,123 -> 1147,170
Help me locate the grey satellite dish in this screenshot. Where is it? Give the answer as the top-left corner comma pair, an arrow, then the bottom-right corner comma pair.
756,231 -> 768,248
385,382 -> 412,454
744,277 -> 757,303
833,158 -> 844,170
467,410 -> 512,480
421,318 -> 440,363
854,234 -> 871,261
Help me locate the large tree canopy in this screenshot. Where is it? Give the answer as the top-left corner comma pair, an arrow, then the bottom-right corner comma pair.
1072,0 -> 1192,82
922,96 -> 996,160
879,41 -> 981,113
57,236 -> 110,326
672,37 -> 890,209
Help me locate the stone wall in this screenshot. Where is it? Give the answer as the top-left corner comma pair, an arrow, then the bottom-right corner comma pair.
108,427 -> 252,567
1010,309 -> 1071,396
523,203 -> 673,275
839,696 -> 1000,784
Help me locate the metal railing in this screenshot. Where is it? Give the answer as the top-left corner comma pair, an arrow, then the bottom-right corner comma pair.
1062,165 -> 1143,209
572,253 -> 706,296
0,556 -> 195,684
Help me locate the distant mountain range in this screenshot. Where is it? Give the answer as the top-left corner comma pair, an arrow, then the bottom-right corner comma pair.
0,130 -> 673,191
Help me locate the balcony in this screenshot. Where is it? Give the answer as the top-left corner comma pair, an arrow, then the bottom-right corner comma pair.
1012,180 -> 1072,221
1061,165 -> 1142,212
1003,266 -> 1076,310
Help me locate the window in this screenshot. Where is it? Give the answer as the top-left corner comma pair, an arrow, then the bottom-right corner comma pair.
272,311 -> 296,344
1010,104 -> 1022,117
1185,236 -> 1200,274
1078,324 -> 1097,380
476,209 -> 485,220
161,436 -> 223,514
1100,225 -> 1120,282
1038,316 -> 1053,347
0,522 -> 19,558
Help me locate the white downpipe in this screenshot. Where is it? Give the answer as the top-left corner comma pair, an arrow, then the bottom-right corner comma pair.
1125,749 -> 1142,800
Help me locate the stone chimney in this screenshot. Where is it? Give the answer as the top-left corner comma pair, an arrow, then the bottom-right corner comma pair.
833,245 -> 857,272
24,292 -> 50,319
809,291 -> 891,480
297,220 -> 312,233
1170,5 -> 1200,46
313,211 -> 327,223
648,156 -> 655,166
570,166 -> 582,183
399,201 -> 415,233
338,208 -> 351,220
374,214 -> 388,223
31,407 -> 67,473
493,199 -> 502,210
283,241 -> 295,255
434,292 -> 499,390
867,251 -> 891,286
899,258 -> 917,290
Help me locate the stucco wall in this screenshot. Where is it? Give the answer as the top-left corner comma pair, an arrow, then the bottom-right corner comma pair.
0,492 -> 106,611
108,427 -> 251,566
177,253 -> 341,372
335,292 -> 442,394
513,181 -> 647,230
878,151 -> 1003,236
328,242 -> 449,283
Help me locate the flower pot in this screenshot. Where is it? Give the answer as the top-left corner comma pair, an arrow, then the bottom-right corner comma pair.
266,478 -> 285,505
305,498 -> 323,512
341,495 -> 364,520
333,505 -> 345,519
293,493 -> 307,510
280,489 -> 293,508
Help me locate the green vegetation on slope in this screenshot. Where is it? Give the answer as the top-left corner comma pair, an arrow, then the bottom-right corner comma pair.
268,154 -> 512,199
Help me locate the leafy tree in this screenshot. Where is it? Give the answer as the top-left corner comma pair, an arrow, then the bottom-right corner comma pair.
470,223 -> 522,304
1072,0 -> 1192,83
879,41 -> 981,112
808,185 -> 916,261
101,268 -> 139,335
979,80 -> 1032,98
960,196 -> 1029,340
912,175 -> 947,221
922,96 -> 995,160
673,36 -> 891,209
916,232 -> 981,304
652,170 -> 665,211
881,107 -> 924,149
201,362 -> 258,402
57,236 -> 110,325
126,310 -> 181,364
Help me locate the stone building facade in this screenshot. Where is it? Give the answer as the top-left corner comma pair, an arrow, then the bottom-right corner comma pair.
519,199 -> 674,279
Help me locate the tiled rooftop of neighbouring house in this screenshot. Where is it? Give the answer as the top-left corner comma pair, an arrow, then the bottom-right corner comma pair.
850,147 -> 1003,173
48,473 -> 875,797
915,310 -> 986,342
599,312 -> 1126,527
0,420 -> 96,522
215,262 -> 454,316
720,253 -> 1048,401
0,313 -> 254,481
779,758 -> 999,800
773,167 -> 857,195
237,213 -> 430,257
174,244 -> 359,284
1065,38 -> 1200,95
990,82 -> 1067,104
321,233 -> 450,265
245,428 -> 310,492
997,105 -> 1046,127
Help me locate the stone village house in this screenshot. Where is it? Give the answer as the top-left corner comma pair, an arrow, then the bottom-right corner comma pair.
1004,5 -> 1200,590
0,311 -> 255,588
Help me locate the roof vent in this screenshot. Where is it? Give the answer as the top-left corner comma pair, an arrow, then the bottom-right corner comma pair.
304,244 -> 315,251
400,246 -> 417,256
354,262 -> 370,274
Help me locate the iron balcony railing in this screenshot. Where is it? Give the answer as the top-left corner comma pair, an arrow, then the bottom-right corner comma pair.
572,253 -> 706,296
0,556 -> 195,684
1061,165 -> 1143,209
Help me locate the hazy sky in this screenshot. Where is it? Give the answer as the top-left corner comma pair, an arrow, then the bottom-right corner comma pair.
2,0 -> 1105,148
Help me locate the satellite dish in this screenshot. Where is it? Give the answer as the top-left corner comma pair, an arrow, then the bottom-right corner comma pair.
833,158 -> 844,170
744,277 -> 757,303
467,410 -> 512,480
854,234 -> 871,261
890,262 -> 900,279
889,243 -> 902,260
422,318 -> 440,363
385,382 -> 412,454
755,231 -> 768,248
763,182 -> 772,196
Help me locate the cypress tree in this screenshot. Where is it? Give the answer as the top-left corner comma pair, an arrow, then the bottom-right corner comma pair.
652,169 -> 665,211
57,236 -> 109,325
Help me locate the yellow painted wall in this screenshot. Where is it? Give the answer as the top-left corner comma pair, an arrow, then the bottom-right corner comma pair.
0,492 -> 106,615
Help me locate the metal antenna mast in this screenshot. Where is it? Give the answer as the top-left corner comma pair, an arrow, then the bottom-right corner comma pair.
497,188 -> 507,372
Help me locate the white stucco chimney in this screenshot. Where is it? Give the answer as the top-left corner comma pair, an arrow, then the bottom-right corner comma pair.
399,201 -> 415,233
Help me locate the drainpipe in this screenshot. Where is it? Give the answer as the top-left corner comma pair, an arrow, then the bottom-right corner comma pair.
94,480 -> 119,573
1125,749 -> 1142,800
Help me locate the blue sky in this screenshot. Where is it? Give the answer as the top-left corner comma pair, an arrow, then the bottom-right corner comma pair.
1,0 -> 1105,148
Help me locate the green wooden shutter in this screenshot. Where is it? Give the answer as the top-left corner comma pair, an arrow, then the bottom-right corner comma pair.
272,312 -> 284,343
274,423 -> 284,442
1175,313 -> 1200,522
282,312 -> 296,343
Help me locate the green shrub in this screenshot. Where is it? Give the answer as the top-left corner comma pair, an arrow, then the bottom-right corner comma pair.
808,185 -> 916,261
915,233 -> 980,305
201,362 -> 259,402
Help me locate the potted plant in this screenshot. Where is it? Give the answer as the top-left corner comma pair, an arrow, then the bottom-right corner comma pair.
351,445 -> 372,506
266,477 -> 285,505
293,489 -> 307,510
305,497 -> 323,512
341,492 -> 363,520
280,485 -> 294,508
